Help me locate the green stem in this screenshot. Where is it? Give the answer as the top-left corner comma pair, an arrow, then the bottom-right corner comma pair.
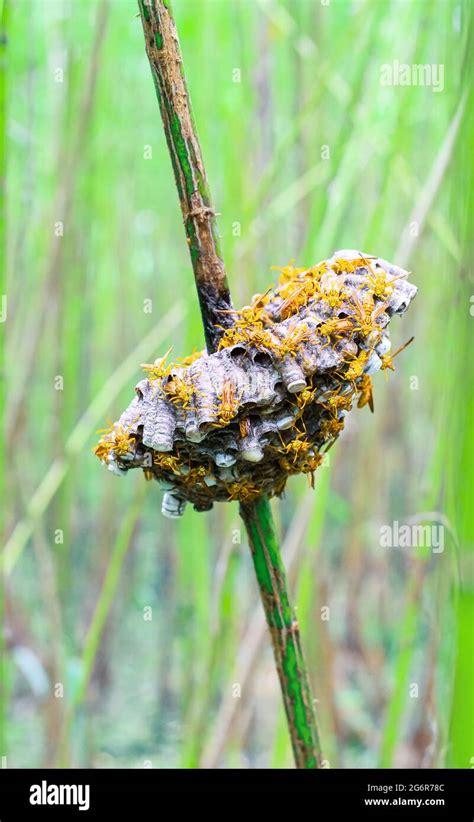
240,497 -> 323,768
137,0 -> 323,768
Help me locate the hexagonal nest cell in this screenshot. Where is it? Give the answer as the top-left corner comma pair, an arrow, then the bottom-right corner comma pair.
95,249 -> 417,517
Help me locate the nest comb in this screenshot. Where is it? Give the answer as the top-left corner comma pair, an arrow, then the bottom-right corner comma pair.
95,249 -> 417,517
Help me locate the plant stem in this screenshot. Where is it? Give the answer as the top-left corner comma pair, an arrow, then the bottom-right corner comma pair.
240,497 -> 323,768
137,0 -> 232,352
137,0 -> 323,768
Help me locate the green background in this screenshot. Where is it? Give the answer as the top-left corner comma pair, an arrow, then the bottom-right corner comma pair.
2,0 -> 473,768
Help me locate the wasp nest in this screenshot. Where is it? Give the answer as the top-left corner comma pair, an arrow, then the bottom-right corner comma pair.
95,250 -> 417,517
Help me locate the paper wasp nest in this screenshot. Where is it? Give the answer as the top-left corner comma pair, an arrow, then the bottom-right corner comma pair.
95,250 -> 417,517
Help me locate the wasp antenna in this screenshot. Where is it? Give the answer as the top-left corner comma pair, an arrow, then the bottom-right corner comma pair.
252,286 -> 273,303
388,272 -> 408,282
151,345 -> 173,365
392,335 -> 415,358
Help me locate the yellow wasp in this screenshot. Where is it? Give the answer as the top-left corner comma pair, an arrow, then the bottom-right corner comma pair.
357,374 -> 374,413
141,346 -> 173,381
380,336 -> 415,371
214,380 -> 242,425
164,375 -> 196,409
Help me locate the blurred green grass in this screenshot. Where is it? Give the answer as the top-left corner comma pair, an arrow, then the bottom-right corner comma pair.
2,0 -> 473,768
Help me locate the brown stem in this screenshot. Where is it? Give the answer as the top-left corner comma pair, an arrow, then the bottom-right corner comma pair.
138,0 -> 232,352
